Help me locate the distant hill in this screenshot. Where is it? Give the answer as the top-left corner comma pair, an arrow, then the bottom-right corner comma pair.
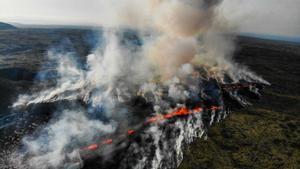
240,32 -> 300,43
0,22 -> 17,30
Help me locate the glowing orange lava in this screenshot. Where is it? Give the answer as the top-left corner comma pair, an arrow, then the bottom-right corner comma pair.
80,83 -> 259,153
81,105 -> 222,152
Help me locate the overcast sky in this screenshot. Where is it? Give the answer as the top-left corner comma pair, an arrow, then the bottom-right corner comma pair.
0,0 -> 299,37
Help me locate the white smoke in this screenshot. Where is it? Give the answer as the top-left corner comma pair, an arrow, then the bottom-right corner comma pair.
10,110 -> 116,169
122,112 -> 206,169
12,50 -> 86,107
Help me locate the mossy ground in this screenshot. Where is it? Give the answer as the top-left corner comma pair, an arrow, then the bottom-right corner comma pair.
179,37 -> 300,169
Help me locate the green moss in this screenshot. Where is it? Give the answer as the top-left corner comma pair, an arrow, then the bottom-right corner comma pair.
179,38 -> 300,169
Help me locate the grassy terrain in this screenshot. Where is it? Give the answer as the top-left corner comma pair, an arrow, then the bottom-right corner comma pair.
179,37 -> 300,169
0,28 -> 95,71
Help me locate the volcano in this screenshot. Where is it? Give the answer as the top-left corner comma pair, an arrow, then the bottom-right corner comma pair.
80,81 -> 267,169
10,65 -> 268,169
0,24 -> 272,168
0,24 -> 298,168
0,1 -> 274,168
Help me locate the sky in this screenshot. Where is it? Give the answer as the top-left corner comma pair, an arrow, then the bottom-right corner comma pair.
0,0 -> 299,37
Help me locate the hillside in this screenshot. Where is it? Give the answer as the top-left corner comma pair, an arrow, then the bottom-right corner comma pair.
0,22 -> 17,30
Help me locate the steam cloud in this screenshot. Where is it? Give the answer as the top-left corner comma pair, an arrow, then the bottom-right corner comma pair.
6,0 -> 269,169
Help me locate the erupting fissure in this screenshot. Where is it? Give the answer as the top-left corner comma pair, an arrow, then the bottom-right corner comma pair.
81,105 -> 222,152
5,0 -> 270,168
79,82 -> 262,156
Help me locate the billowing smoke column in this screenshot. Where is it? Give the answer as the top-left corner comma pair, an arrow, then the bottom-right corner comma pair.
6,0 -> 269,169
146,0 -> 221,78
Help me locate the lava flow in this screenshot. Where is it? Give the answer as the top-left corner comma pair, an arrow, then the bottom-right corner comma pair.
80,105 -> 219,152
69,82 -> 265,161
